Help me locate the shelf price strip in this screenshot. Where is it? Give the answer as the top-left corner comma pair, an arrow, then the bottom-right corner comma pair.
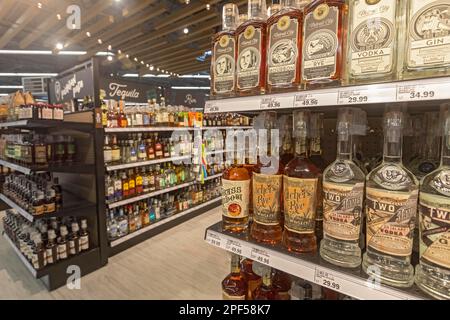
205,230 -> 223,249
313,266 -> 342,292
250,247 -> 270,266
396,83 -> 446,101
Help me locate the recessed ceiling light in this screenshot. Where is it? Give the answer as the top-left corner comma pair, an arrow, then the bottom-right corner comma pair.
150,66 -> 154,70
86,31 -> 91,37
146,64 -> 149,67
183,28 -> 189,34
206,4 -> 211,10
134,57 -> 138,62
118,49 -> 122,54
98,39 -> 103,44
107,55 -> 113,61
185,0 -> 190,4
56,14 -> 61,20
37,3 -> 42,9
157,68 -> 160,71
108,45 -> 112,51
141,61 -> 144,64
55,43 -> 64,50
126,54 -> 129,58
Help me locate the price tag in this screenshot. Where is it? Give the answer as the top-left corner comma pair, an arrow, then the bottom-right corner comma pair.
250,247 -> 270,266
260,97 -> 281,110
338,87 -> 396,105
293,94 -> 319,108
205,231 -> 223,249
205,101 -> 219,113
314,267 -> 342,292
225,239 -> 243,256
397,84 -> 437,101
293,91 -> 339,107
338,90 -> 369,105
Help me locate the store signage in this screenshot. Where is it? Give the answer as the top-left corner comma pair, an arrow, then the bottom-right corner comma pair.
100,78 -> 154,103
49,66 -> 94,104
108,82 -> 140,100
171,90 -> 207,108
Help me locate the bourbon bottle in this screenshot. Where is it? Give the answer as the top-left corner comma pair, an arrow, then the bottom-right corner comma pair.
211,3 -> 239,98
222,254 -> 247,300
236,0 -> 267,96
240,258 -> 262,300
301,0 -> 348,88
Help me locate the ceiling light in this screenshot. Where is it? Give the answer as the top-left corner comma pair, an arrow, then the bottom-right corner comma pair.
161,69 -> 165,73
185,0 -> 190,4
108,45 -> 112,51
179,74 -> 210,79
146,64 -> 149,67
55,43 -> 64,50
98,39 -> 103,44
107,55 -> 113,61
126,54 -> 129,58
157,68 -> 160,72
122,74 -> 139,77
141,61 -> 144,64
56,14 -> 61,20
183,28 -> 189,34
118,49 -> 122,54
0,85 -> 24,89
96,51 -> 115,56
86,31 -> 91,37
150,66 -> 154,71
37,3 -> 42,8
165,70 -> 169,74
0,94 -> 9,96
206,4 -> 211,10
134,57 -> 138,62
0,73 -> 58,77
110,73 -> 114,77
58,51 -> 87,55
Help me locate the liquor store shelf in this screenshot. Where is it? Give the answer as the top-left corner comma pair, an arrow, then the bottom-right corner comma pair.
104,126 -> 253,133
205,76 -> 450,113
204,173 -> 222,181
110,197 -> 221,248
105,155 -> 191,171
0,193 -> 96,222
0,120 -> 93,132
0,159 -> 95,175
3,232 -> 39,277
205,222 -> 428,300
107,181 -> 195,209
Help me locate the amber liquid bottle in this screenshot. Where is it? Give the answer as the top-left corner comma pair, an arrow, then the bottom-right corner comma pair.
266,0 -> 310,93
253,266 -> 277,300
222,254 -> 247,300
301,0 -> 348,89
240,258 -> 262,300
272,269 -> 292,300
283,111 -> 320,253
211,4 -> 239,99
236,0 -> 267,96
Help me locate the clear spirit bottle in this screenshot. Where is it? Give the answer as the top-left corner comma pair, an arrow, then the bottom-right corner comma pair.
362,108 -> 419,288
320,108 -> 366,268
347,0 -> 401,84
211,3 -> 239,98
415,104 -> 450,300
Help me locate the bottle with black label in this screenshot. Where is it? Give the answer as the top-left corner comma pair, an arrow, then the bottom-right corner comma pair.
211,3 -> 239,98
236,0 -> 268,96
266,0 -> 310,93
301,0 -> 348,88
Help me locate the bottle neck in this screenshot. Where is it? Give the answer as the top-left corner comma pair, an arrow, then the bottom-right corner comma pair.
294,136 -> 309,158
441,134 -> 450,167
262,272 -> 272,287
337,134 -> 352,161
230,255 -> 241,275
383,129 -> 403,164
310,137 -> 321,156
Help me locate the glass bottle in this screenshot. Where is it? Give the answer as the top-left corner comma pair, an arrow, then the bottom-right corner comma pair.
362,108 -> 419,288
266,0 -> 310,93
155,134 -> 163,159
320,108 -> 366,268
105,174 -> 115,204
128,169 -> 136,197
137,133 -> 147,162
347,0 -> 401,84
149,166 -> 156,191
253,266 -> 277,300
118,99 -> 128,128
147,134 -> 156,160
113,171 -> 123,201
135,168 -> 143,195
415,104 -> 450,300
272,269 -> 292,300
52,177 -> 62,211
118,208 -> 129,237
211,3 -> 239,98
240,258 -> 262,300
301,0 -> 348,88
121,171 -> 129,198
69,222 -> 80,256
111,135 -> 121,165
108,210 -> 119,241
283,111 -> 320,253
236,0 -> 268,96
79,219 -> 90,251
31,234 -> 46,270
222,254 -> 247,300
57,225 -> 69,260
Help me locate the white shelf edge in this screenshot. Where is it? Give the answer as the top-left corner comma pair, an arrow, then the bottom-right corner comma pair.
106,155 -> 191,171
203,173 -> 222,181
111,198 -> 221,247
204,228 -> 424,301
0,159 -> 32,175
0,194 -> 34,222
108,181 -> 195,209
104,126 -> 252,133
0,120 -> 28,128
3,233 -> 37,277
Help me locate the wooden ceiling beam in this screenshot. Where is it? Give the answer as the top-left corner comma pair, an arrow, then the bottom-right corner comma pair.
121,0 -> 157,18
175,64 -> 210,74
64,15 -> 115,49
171,58 -> 211,71
0,1 -> 22,21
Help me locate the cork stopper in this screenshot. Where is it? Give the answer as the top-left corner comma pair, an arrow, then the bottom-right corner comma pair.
248,0 -> 268,20
223,3 -> 239,31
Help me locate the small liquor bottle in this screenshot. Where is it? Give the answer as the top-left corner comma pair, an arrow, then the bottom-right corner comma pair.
111,135 -> 121,165
57,225 -> 69,260
69,222 -> 80,256
266,0 -> 310,93
362,108 -> 418,288
118,100 -> 128,128
79,219 -> 90,251
347,0 -> 401,84
236,0 -> 267,96
301,0 -> 348,88
222,254 -> 247,300
211,3 -> 239,98
104,135 -> 112,165
253,266 -> 277,300
240,258 -> 262,300
320,108 -> 366,268
283,111 -> 320,253
415,104 -> 450,300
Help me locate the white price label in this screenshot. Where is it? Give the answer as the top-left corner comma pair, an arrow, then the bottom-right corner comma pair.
338,87 -> 396,105
205,101 -> 219,113
293,94 -> 319,107
260,97 -> 281,110
225,239 -> 243,256
314,267 -> 342,292
338,90 -> 369,105
397,84 -> 437,101
206,231 -> 223,248
250,247 -> 270,265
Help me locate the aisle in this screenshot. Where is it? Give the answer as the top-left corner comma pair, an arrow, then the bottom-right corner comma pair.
0,207 -> 227,300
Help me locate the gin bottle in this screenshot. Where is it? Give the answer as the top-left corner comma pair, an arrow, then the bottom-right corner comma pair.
362,108 -> 419,288
320,108 -> 366,268
415,104 -> 450,300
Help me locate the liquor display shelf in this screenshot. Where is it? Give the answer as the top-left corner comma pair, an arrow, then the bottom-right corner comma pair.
205,222 -> 428,300
0,120 -> 93,132
0,159 -> 95,175
111,197 -> 221,248
0,192 -> 96,222
105,155 -> 191,172
205,76 -> 450,113
104,126 -> 253,133
107,181 -> 195,209
203,173 -> 222,181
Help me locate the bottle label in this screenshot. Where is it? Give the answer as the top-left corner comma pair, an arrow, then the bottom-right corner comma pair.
350,0 -> 396,76
419,192 -> 450,269
323,181 -> 364,241
42,107 -> 53,119
237,26 -> 263,89
112,149 -> 121,161
69,240 -> 76,255
407,0 -> 450,68
35,145 -> 47,164
123,182 -> 129,192
267,16 -> 299,86
58,244 -> 68,259
366,187 -> 418,257
283,176 -> 318,234
46,248 -> 54,264
302,4 -> 339,81
104,150 -> 112,163
80,236 -> 89,250
431,170 -> 450,197
222,291 -> 246,300
34,204 -> 45,215
373,165 -> 414,191
213,34 -> 236,94
44,202 -> 56,213
252,173 -> 282,225
221,179 -> 250,219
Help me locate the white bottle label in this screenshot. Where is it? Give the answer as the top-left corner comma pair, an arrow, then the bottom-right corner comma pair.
221,179 -> 250,219
80,235 -> 89,250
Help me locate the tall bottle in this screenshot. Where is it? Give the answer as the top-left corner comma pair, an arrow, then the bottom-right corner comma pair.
283,111 -> 320,253
415,104 -> 450,300
362,107 -> 419,288
253,266 -> 277,300
320,108 -> 366,268
222,254 -> 247,300
301,0 -> 348,88
347,0 -> 401,84
236,0 -> 267,96
266,0 -> 310,93
240,258 -> 262,300
211,3 -> 239,98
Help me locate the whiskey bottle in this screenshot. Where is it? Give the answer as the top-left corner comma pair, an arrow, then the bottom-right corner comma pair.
222,254 -> 247,300
266,0 -> 310,93
283,111 -> 320,253
104,135 -> 112,165
362,108 -> 418,288
118,100 -> 128,128
348,0 -> 401,84
415,104 -> 450,300
253,266 -> 277,300
31,234 -> 46,270
240,258 -> 262,300
57,225 -> 69,260
320,108 -> 366,268
69,222 -> 80,256
272,269 -> 292,300
236,0 -> 267,96
211,3 -> 239,98
111,135 -> 121,165
128,169 -> 136,197
301,0 -> 348,88
402,0 -> 450,80
79,219 -> 90,251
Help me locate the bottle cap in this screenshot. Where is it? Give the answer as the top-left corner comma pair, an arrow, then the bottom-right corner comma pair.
292,111 -> 310,138
60,225 -> 68,237
71,222 -> 79,233
248,0 -> 268,20
223,3 -> 239,31
267,3 -> 282,16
